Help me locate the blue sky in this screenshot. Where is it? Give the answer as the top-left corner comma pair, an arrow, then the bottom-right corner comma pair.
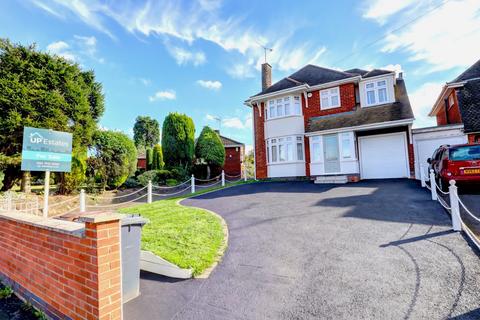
1,0 -> 479,151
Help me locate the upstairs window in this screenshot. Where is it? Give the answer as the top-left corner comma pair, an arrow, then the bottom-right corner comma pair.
365,79 -> 389,106
320,87 -> 340,110
267,95 -> 302,119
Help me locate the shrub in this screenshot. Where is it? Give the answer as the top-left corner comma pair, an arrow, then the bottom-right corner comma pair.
152,144 -> 164,170
146,147 -> 153,170
165,179 -> 178,186
137,170 -> 158,186
0,171 -> 3,190
156,169 -> 172,183
161,113 -> 195,169
123,177 -> 140,188
0,285 -> 13,299
195,126 -> 225,179
90,130 -> 137,189
170,166 -> 189,182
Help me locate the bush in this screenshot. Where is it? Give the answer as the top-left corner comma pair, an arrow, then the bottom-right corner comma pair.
195,126 -> 225,179
137,169 -> 173,186
0,171 -> 3,190
166,179 -> 178,186
123,177 -> 140,188
170,166 -> 189,182
137,170 -> 158,186
152,144 -> 164,170
90,130 -> 137,189
162,112 -> 195,169
146,148 -> 153,170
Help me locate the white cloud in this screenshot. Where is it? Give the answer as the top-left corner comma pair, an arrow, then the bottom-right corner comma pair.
362,0 -> 417,24
33,0 -> 329,78
46,41 -> 76,61
380,0 -> 480,72
196,80 -> 222,90
166,45 -> 206,66
149,90 -> 176,102
222,117 -> 245,129
245,144 -> 253,154
409,82 -> 443,128
205,114 -> 219,121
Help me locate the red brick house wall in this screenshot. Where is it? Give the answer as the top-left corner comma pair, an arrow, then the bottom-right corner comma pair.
137,158 -> 147,170
436,91 -> 462,126
0,214 -> 122,320
302,84 -> 357,177
224,146 -> 242,176
253,103 -> 267,179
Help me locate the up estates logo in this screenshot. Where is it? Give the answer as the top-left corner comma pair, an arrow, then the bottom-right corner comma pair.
29,131 -> 69,147
29,132 -> 44,144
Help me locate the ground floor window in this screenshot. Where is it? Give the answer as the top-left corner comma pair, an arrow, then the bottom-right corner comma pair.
309,132 -> 355,163
267,135 -> 304,164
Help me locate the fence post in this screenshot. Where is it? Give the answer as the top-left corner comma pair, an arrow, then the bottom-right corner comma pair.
449,180 -> 462,231
429,169 -> 437,201
6,192 -> 12,212
79,189 -> 86,213
420,164 -> 426,188
244,165 -> 247,182
221,170 -> 225,187
191,175 -> 195,194
147,180 -> 152,204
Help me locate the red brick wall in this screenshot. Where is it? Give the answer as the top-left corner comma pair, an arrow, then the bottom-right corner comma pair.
302,83 -> 356,177
0,215 -> 122,320
304,83 -> 356,120
253,103 -> 267,179
224,146 -> 242,176
436,91 -> 462,126
137,158 -> 147,170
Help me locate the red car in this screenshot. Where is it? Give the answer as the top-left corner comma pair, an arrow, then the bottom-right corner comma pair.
428,143 -> 480,191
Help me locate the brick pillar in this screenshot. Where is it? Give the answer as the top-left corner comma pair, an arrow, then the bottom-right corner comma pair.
81,215 -> 122,320
253,102 -> 267,179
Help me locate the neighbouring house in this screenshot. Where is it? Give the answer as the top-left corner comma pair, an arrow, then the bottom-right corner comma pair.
428,58 -> 480,144
216,131 -> 245,177
244,63 -> 415,182
137,152 -> 147,170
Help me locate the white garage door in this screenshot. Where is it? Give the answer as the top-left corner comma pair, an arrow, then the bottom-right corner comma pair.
359,133 -> 409,179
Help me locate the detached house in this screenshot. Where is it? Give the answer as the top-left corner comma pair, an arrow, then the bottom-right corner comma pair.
428,59 -> 480,144
245,63 -> 415,182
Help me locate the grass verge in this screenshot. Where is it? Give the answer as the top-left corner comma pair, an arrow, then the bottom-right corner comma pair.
119,180 -> 253,276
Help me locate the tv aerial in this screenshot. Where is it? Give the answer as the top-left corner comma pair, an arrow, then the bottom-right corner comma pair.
256,40 -> 273,63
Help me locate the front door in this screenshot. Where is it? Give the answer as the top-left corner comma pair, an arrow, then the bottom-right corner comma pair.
324,134 -> 340,173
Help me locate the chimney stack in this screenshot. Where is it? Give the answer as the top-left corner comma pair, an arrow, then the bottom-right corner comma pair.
261,63 -> 272,91
398,72 -> 403,79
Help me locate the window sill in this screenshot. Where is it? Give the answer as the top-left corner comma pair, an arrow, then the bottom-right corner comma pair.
320,105 -> 341,111
266,115 -> 303,122
267,161 -> 305,166
362,101 -> 394,108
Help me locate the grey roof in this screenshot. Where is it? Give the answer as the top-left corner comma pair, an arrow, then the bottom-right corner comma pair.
344,68 -> 368,76
362,69 -> 394,78
220,135 -> 244,147
456,78 -> 480,133
452,58 -> 480,83
307,79 -> 414,132
254,64 -> 357,96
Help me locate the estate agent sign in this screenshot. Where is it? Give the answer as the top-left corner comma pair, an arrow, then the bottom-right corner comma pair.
21,127 -> 72,172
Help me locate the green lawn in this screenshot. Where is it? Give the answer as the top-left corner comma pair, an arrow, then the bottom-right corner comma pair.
119,181 -> 252,275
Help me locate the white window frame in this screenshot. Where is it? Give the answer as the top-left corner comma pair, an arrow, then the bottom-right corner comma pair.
266,95 -> 302,120
266,135 -> 305,164
364,79 -> 389,107
309,132 -> 356,164
320,87 -> 340,110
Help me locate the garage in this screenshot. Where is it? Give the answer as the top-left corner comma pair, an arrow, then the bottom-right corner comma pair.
412,125 -> 467,180
358,132 -> 409,179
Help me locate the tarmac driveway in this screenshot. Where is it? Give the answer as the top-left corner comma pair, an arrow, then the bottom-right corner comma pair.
124,180 -> 480,320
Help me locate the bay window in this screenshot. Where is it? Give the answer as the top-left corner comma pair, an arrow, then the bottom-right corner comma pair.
267,95 -> 302,119
267,135 -> 304,163
320,87 -> 340,109
365,79 -> 389,106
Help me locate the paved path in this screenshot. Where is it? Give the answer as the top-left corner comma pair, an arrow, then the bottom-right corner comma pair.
125,180 -> 480,320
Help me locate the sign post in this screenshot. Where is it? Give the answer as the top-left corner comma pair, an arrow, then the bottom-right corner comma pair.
21,127 -> 72,217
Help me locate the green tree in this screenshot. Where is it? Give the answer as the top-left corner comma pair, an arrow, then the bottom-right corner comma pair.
90,130 -> 137,189
146,147 -> 153,170
152,144 -> 164,170
0,39 -> 104,192
161,113 -> 195,169
195,126 -> 225,179
133,116 -> 160,149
